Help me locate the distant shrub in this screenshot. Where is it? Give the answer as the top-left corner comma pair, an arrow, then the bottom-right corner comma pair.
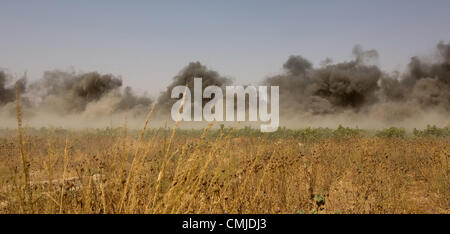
375,127 -> 406,138
291,127 -> 333,141
332,125 -> 364,138
413,125 -> 450,137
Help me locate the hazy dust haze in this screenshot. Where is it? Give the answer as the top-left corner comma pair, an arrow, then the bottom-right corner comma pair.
1,42 -> 449,130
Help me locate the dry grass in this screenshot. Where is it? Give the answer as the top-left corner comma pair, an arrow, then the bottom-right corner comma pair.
0,124 -> 448,214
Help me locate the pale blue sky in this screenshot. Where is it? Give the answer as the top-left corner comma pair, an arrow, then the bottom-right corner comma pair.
1,0 -> 450,95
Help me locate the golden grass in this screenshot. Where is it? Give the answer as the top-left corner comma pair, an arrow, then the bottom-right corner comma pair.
0,126 -> 448,214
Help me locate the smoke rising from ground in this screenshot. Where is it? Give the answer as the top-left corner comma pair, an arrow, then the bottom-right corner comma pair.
262,42 -> 450,128
0,69 -> 153,128
0,71 -> 27,106
27,70 -> 153,117
155,61 -> 232,115
0,42 -> 449,129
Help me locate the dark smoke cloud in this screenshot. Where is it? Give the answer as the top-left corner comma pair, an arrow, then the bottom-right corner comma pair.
118,86 -> 153,111
0,70 -> 153,119
312,60 -> 381,109
0,70 -> 27,105
411,78 -> 450,111
283,55 -> 312,76
29,71 -> 123,114
265,45 -> 382,114
265,42 -> 450,123
0,70 -> 15,105
156,61 -> 232,114
405,41 -> 450,85
397,41 -> 450,111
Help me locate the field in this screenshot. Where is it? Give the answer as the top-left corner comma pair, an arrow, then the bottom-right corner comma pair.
0,120 -> 449,214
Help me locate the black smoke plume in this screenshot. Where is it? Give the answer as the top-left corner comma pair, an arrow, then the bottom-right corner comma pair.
156,61 -> 232,115
1,70 -> 153,120
264,42 -> 450,124
0,70 -> 27,105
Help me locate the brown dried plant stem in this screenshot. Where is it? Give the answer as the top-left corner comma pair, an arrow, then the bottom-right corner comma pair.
146,85 -> 188,214
118,105 -> 155,213
15,82 -> 33,213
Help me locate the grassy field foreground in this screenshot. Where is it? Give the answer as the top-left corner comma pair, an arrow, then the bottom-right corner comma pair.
0,123 -> 448,214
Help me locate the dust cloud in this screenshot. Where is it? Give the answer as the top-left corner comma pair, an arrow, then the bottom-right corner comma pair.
1,42 -> 449,130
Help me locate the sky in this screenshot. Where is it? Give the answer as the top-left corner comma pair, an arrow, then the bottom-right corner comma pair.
1,0 -> 450,96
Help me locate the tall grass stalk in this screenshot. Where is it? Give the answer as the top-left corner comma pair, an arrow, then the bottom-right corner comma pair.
15,82 -> 32,213
147,85 -> 187,213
